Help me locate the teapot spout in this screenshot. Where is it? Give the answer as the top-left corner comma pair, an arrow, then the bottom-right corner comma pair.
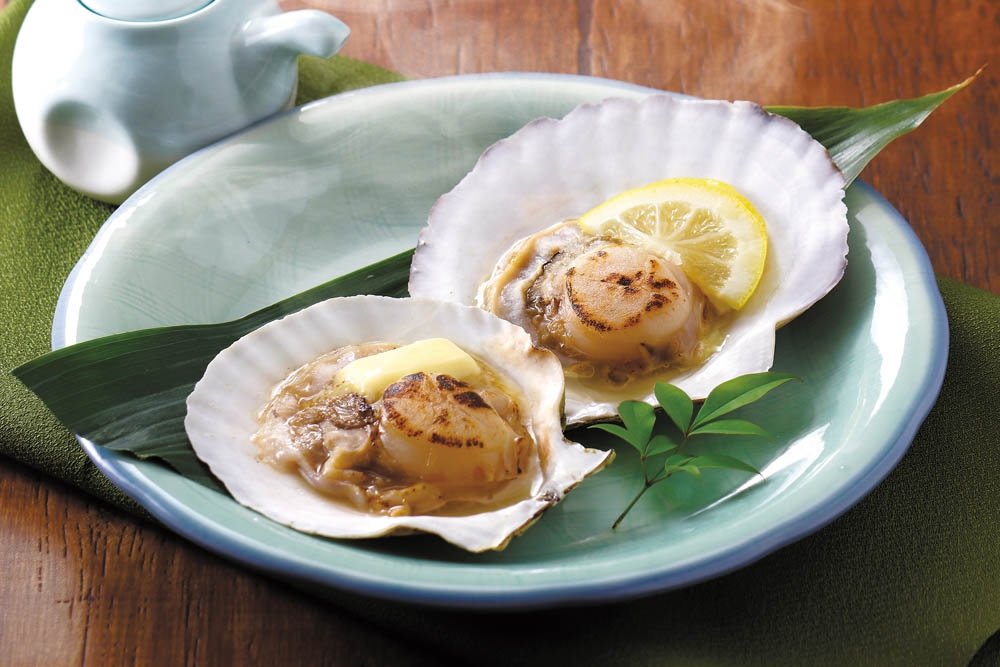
244,10 -> 350,59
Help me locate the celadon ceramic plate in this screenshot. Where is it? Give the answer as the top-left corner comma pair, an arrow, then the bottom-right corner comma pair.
52,74 -> 948,609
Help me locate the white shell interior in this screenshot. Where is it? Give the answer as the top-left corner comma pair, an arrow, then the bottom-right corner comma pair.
184,295 -> 612,552
408,95 -> 849,424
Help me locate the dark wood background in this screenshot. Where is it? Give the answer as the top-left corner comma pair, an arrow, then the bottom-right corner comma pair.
2,0 -> 997,664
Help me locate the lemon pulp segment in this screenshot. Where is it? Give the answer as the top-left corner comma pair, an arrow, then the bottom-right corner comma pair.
577,178 -> 768,310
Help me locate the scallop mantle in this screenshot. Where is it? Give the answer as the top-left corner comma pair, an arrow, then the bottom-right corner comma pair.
408,94 -> 849,425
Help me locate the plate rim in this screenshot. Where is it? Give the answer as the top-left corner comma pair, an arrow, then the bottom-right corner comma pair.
54,72 -> 948,609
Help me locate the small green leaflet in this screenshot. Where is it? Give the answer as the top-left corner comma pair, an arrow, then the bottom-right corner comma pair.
591,400 -> 657,452
592,372 -> 799,529
692,372 -> 800,430
653,382 -> 693,433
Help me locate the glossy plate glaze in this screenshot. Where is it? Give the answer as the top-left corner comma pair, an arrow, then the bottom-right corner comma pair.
52,74 -> 948,609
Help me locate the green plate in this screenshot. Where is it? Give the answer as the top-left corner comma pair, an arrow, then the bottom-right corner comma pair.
52,74 -> 947,608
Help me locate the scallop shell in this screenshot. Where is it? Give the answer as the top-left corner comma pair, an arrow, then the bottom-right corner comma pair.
409,94 -> 848,424
184,295 -> 612,552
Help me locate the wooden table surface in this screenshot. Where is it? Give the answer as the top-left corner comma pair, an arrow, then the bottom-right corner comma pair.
2,0 -> 997,664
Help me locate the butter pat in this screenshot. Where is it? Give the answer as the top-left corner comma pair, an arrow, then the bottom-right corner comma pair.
335,338 -> 482,401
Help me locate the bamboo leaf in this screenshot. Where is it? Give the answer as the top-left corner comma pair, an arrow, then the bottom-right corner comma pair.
767,71 -> 978,185
13,249 -> 414,484
692,372 -> 799,430
11,75 -> 975,502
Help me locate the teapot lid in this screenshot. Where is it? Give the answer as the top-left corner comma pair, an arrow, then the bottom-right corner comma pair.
80,0 -> 213,21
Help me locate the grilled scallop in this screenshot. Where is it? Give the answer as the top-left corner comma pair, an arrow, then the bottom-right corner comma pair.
410,95 -> 849,424
185,296 -> 612,552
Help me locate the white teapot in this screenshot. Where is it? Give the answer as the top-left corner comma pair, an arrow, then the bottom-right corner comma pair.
12,0 -> 350,203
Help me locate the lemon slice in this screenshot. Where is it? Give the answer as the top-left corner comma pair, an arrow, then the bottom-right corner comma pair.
577,178 -> 768,310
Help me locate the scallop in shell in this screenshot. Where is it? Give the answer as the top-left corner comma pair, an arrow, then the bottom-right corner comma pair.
409,94 -> 849,425
185,295 -> 612,553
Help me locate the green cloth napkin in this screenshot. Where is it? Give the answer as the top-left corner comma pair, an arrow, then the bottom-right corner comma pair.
0,0 -> 403,515
2,0 -> 998,663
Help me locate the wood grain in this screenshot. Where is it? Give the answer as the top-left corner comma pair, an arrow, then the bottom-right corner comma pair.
298,0 -> 998,294
0,458 -> 445,666
2,0 -> 998,664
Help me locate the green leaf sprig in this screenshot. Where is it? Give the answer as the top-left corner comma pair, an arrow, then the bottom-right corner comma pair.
591,372 -> 799,529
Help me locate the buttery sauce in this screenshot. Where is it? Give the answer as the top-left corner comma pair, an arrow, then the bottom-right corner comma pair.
252,342 -> 539,517
478,220 -> 732,389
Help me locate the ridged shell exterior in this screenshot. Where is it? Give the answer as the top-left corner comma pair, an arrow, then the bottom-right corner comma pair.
184,296 -> 612,552
409,95 -> 849,424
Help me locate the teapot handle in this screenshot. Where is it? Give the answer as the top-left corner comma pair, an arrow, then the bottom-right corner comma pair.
242,10 -> 350,59
34,99 -> 143,204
